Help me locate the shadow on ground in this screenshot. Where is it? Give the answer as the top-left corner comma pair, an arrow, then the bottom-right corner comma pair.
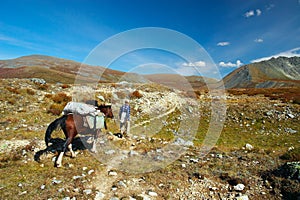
34,136 -> 93,163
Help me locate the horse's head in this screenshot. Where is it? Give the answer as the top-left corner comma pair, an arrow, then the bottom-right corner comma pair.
98,104 -> 114,119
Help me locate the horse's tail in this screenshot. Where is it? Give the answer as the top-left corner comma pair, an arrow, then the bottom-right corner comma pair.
45,115 -> 67,147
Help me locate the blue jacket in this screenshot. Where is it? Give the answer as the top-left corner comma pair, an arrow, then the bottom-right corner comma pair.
119,104 -> 130,121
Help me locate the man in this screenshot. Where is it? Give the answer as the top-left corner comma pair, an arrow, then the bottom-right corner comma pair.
119,99 -> 130,135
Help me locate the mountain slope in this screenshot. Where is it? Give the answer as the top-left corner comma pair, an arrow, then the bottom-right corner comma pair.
0,55 -> 217,88
0,55 -> 149,84
223,56 -> 300,88
144,74 -> 218,90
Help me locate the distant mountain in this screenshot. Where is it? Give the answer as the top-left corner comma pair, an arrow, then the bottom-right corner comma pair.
223,56 -> 300,88
0,55 -> 149,84
2,55 -> 298,90
0,55 -> 218,89
144,74 -> 218,90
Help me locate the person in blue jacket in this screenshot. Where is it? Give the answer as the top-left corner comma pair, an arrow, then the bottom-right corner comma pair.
119,99 -> 130,135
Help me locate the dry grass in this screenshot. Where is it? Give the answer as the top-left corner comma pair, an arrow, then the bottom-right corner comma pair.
227,87 -> 300,104
0,147 -> 104,200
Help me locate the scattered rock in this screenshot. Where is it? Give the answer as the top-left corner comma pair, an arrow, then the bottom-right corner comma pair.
236,195 -> 249,200
52,179 -> 62,184
19,191 -> 27,195
82,167 -> 88,171
83,189 -> 92,195
73,175 -> 82,180
108,171 -> 118,176
245,143 -> 253,151
95,191 -> 105,200
233,183 -> 245,191
88,169 -> 95,175
73,188 -> 80,193
284,127 -> 297,134
30,78 -> 46,84
58,188 -> 65,193
118,181 -> 127,188
148,191 -> 158,197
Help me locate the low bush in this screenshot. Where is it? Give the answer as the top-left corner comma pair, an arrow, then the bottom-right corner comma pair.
48,103 -> 65,115
50,92 -> 71,104
6,87 -> 20,94
131,90 -> 143,99
26,88 -> 35,95
37,83 -> 49,90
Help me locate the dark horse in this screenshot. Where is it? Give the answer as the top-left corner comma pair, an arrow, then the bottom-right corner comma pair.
44,100 -> 114,167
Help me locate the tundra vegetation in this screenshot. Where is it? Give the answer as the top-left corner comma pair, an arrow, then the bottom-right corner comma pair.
0,78 -> 299,200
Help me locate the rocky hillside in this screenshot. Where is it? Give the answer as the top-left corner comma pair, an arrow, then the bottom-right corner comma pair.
223,56 -> 300,88
144,74 -> 218,91
0,55 -> 149,84
1,55 -> 300,90
0,78 -> 299,199
0,55 -> 217,89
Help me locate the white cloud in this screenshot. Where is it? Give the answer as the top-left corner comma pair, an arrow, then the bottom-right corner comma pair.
256,9 -> 262,16
219,60 -> 243,68
176,61 -> 213,76
244,10 -> 255,18
251,47 -> 300,63
244,9 -> 262,18
182,61 -> 206,67
254,38 -> 263,43
217,42 -> 230,46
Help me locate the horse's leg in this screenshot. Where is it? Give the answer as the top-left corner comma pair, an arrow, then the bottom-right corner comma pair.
56,144 -> 65,168
56,126 -> 76,167
56,137 -> 73,167
68,143 -> 76,158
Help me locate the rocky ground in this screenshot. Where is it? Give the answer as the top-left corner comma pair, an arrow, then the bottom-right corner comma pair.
0,78 -> 299,200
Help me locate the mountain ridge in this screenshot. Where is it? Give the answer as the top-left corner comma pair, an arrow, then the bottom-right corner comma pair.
1,55 -> 299,89
222,56 -> 300,88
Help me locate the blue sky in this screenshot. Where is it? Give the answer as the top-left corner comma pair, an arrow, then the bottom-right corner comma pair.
0,0 -> 299,78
